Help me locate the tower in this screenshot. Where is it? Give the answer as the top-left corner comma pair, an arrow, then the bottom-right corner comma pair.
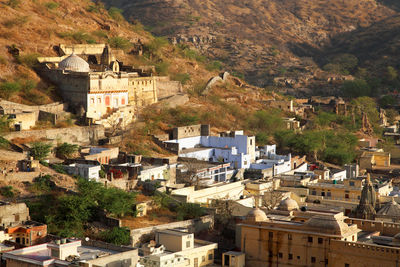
354,173 -> 376,220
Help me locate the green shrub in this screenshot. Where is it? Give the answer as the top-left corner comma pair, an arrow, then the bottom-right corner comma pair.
6,0 -> 21,8
108,37 -> 131,50
30,142 -> 52,161
17,53 -> 40,68
341,79 -> 371,98
177,203 -> 205,220
3,16 -> 29,28
0,186 -> 16,198
171,73 -> 191,85
155,62 -> 170,75
57,31 -> 94,44
32,175 -> 54,192
100,227 -> 130,245
0,136 -> 10,148
0,81 -> 22,99
51,164 -> 66,174
108,7 -> 124,22
206,60 -> 223,71
44,2 -> 59,10
56,143 -> 78,159
92,30 -> 108,39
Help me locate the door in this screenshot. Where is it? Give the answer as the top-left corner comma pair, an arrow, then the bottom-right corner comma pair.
194,258 -> 198,267
105,95 -> 110,106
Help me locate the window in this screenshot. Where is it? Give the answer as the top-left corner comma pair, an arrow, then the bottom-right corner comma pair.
121,98 -> 126,105
91,98 -> 95,104
350,181 -> 355,186
202,256 -> 205,262
269,232 -> 273,239
288,234 -> 292,240
278,253 -> 283,258
186,241 -> 191,248
318,238 -> 323,244
311,191 -> 316,195
208,254 -> 213,260
345,264 -> 350,267
297,256 -> 300,259
98,98 -> 101,103
311,257 -> 316,263
308,236 -> 313,243
288,254 -> 293,260
327,192 -> 331,197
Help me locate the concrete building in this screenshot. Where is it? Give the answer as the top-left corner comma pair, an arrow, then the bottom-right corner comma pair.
37,44 -> 160,127
8,111 -> 37,131
6,221 -> 47,246
177,159 -> 232,186
139,229 -> 217,267
360,150 -> 391,170
139,164 -> 169,182
64,163 -> 101,181
238,200 -> 400,267
81,147 -> 119,165
171,180 -> 246,204
164,130 -> 255,169
2,239 -> 139,267
0,202 -> 30,228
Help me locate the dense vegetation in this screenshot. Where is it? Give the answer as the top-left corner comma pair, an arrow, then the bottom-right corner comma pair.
27,177 -> 137,238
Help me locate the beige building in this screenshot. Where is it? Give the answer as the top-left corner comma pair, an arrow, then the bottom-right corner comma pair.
360,150 -> 391,169
139,229 -> 217,267
237,197 -> 400,267
38,44 -> 159,128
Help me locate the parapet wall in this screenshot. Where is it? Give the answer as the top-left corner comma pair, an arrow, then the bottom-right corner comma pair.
155,76 -> 182,100
3,125 -> 105,145
345,218 -> 400,236
129,215 -> 214,247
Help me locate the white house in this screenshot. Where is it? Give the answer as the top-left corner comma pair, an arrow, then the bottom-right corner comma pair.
165,134 -> 256,169
64,163 -> 101,181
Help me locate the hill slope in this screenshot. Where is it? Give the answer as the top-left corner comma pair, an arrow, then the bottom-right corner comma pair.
102,0 -> 399,87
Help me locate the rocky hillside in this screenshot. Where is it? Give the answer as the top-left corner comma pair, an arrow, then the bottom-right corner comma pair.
102,0 -> 400,88
0,0 -> 222,105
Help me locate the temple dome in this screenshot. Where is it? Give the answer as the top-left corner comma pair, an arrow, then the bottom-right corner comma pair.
278,197 -> 299,211
304,214 -> 350,235
377,198 -> 400,217
246,207 -> 268,222
59,53 -> 90,72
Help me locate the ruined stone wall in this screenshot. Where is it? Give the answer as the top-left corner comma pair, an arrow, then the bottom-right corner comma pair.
3,125 -> 105,145
155,77 -> 182,100
0,203 -> 29,227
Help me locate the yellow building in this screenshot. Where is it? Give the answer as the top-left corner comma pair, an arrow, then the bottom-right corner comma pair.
140,229 -> 217,267
360,151 -> 391,170
237,197 -> 400,267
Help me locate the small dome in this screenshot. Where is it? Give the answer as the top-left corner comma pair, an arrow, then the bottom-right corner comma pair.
246,207 -> 268,222
59,53 -> 90,72
278,197 -> 299,211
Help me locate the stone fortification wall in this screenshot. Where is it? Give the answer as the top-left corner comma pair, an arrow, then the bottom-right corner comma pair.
0,100 -> 66,114
155,76 -> 182,100
0,202 -> 30,227
3,125 -> 105,145
129,215 -> 214,247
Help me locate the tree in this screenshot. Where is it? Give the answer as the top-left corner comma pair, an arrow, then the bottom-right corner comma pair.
385,109 -> 399,125
386,66 -> 398,81
378,95 -> 396,108
341,79 -> 371,98
30,142 -> 52,161
99,187 -> 137,218
262,189 -> 284,210
56,142 -> 78,159
101,227 -> 130,245
177,203 -> 205,220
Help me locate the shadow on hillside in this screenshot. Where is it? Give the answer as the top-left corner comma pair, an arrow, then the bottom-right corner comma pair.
377,0 -> 400,12
287,16 -> 400,67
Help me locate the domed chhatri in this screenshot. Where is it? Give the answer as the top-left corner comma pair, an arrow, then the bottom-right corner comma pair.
278,196 -> 299,211
246,207 -> 268,222
59,53 -> 90,72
